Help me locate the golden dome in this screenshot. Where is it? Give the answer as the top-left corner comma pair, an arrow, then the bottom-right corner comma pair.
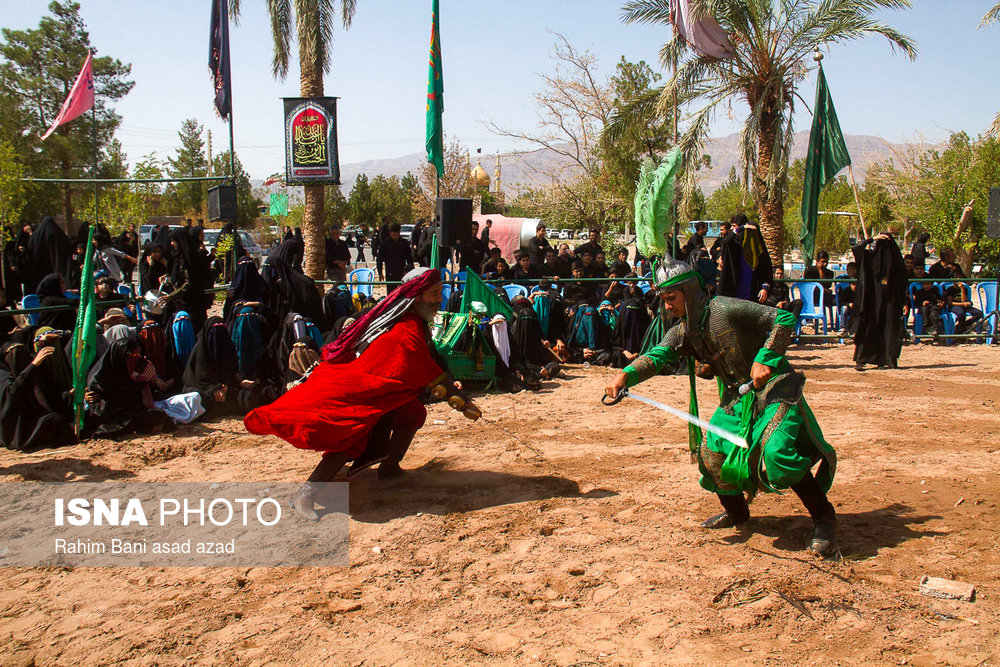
471,162 -> 491,188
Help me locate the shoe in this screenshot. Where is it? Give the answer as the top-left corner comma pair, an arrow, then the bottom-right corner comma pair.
808,520 -> 838,557
855,363 -> 865,371
377,461 -> 406,480
290,483 -> 320,521
701,512 -> 749,529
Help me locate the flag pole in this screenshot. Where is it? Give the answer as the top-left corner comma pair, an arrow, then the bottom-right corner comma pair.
847,165 -> 867,240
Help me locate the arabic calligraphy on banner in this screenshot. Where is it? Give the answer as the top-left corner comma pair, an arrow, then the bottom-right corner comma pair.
282,97 -> 340,185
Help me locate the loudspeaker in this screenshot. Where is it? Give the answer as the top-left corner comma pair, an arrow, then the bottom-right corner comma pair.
435,197 -> 473,247
987,187 -> 1000,240
208,185 -> 238,221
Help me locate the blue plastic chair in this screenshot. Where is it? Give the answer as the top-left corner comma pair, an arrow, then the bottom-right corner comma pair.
977,281 -> 998,345
116,283 -> 143,321
792,281 -> 827,335
934,283 -> 959,343
908,283 -> 924,336
502,284 -> 529,301
440,282 -> 453,311
455,270 -> 468,287
21,294 -> 41,326
440,267 -> 453,284
638,271 -> 653,294
348,268 -> 375,297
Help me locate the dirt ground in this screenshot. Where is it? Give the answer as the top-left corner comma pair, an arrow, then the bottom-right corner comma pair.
0,344 -> 998,666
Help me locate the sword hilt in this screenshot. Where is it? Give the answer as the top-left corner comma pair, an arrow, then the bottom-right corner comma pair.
601,389 -> 627,406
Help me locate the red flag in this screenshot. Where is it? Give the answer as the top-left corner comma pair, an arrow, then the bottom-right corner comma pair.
41,53 -> 95,140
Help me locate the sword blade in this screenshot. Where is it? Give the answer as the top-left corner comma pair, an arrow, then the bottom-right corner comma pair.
627,391 -> 748,450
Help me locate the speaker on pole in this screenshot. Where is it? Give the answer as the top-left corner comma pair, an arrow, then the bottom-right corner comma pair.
208,184 -> 238,221
435,197 -> 473,247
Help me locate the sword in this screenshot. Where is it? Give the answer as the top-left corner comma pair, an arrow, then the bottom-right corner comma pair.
601,383 -> 753,450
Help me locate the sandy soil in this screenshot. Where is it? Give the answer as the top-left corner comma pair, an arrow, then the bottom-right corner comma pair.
1,344 -> 998,666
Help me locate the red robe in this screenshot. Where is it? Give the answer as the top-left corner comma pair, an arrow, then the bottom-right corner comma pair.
244,313 -> 444,457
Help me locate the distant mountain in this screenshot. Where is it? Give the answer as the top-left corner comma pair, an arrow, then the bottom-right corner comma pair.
250,132 -> 910,201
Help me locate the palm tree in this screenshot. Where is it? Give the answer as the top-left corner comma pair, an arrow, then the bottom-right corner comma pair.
613,0 -> 916,262
231,0 -> 357,281
980,3 -> 1000,136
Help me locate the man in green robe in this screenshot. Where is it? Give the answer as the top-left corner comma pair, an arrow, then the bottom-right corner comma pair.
606,257 -> 838,557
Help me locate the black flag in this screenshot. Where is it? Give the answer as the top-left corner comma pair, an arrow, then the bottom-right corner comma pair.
209,0 -> 232,119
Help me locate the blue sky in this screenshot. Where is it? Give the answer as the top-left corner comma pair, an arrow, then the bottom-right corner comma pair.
5,0 -> 999,178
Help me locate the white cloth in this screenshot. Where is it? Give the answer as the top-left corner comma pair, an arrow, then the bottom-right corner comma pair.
490,316 -> 511,366
671,0 -> 734,60
153,392 -> 206,424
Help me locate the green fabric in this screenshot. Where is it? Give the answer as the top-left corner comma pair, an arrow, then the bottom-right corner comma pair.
686,357 -> 702,456
623,343 -> 677,388
424,0 -> 445,178
753,347 -> 785,368
699,398 -> 837,496
431,311 -> 496,380
71,224 -> 97,434
773,308 -> 797,329
655,268 -> 701,290
801,67 -> 851,266
638,309 -> 667,356
634,148 -> 682,258
460,271 -> 513,321
430,232 -> 439,270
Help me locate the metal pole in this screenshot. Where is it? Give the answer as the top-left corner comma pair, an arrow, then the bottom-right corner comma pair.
21,175 -> 230,184
228,114 -> 236,181
92,96 -> 99,225
848,165 -> 868,240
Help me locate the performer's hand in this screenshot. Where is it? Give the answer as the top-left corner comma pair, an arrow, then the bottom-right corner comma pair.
606,373 -> 628,400
757,289 -> 768,303
750,361 -> 772,389
453,380 -> 463,391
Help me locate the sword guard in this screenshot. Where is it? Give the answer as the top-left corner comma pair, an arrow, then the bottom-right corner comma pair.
601,389 -> 627,406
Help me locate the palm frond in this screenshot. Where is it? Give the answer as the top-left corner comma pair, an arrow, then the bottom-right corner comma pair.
267,0 -> 292,78
342,0 -> 357,28
621,0 -> 673,26
601,84 -> 667,147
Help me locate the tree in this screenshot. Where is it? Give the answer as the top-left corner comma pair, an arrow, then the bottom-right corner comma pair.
704,166 -> 753,222
866,132 -> 1000,274
324,185 -> 350,229
0,140 -> 27,233
413,138 -> 475,221
349,174 -> 379,230
79,139 -> 141,233
163,118 -> 208,217
0,1 -> 133,223
369,174 -> 413,225
620,0 -> 916,262
488,34 -> 622,231
600,57 -> 676,234
231,0 -> 357,281
980,4 -> 1000,137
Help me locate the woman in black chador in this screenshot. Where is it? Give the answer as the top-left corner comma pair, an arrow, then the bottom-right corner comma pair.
852,232 -> 908,371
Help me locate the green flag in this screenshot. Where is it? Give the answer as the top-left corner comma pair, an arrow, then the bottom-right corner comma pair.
71,224 -> 97,434
460,270 -> 513,321
801,67 -> 851,265
425,0 -> 444,178
269,192 -> 288,217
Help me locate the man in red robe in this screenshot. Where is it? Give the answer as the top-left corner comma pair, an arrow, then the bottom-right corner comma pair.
245,267 -> 466,520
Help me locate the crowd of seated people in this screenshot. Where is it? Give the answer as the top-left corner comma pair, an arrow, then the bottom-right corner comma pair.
2,213 -> 993,453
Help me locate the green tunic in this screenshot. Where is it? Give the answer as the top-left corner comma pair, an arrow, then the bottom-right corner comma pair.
623,296 -> 836,496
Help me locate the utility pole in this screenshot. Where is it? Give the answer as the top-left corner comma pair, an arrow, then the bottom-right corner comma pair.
206,129 -> 213,176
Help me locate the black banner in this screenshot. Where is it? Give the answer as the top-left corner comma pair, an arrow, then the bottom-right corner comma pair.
282,97 -> 340,186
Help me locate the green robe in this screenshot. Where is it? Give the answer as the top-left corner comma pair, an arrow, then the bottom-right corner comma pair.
623,296 -> 836,496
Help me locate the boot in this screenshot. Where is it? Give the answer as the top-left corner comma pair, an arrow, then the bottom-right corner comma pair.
701,493 -> 751,528
791,471 -> 838,557
347,417 -> 393,477
378,428 -> 418,480
291,453 -> 348,521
